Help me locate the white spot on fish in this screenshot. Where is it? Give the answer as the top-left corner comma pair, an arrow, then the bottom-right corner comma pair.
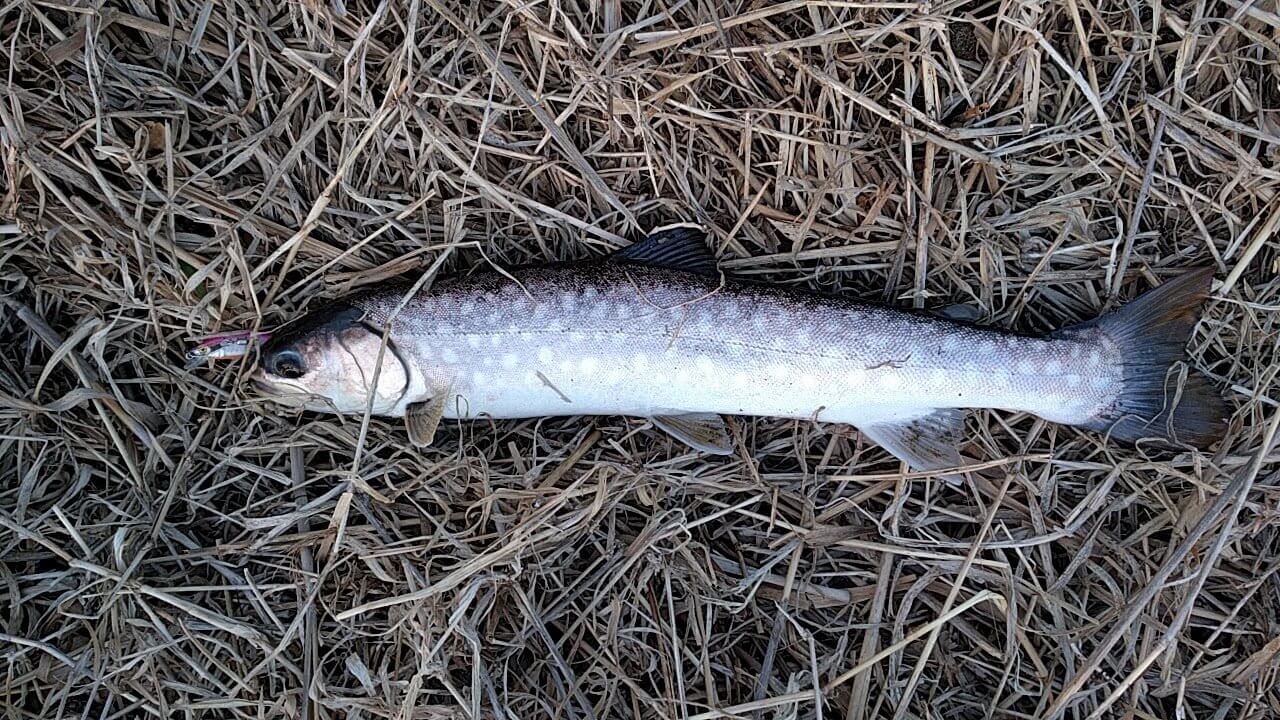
980,341 -> 996,354
942,336 -> 960,351
459,300 -> 476,315
1066,374 -> 1082,386
467,335 -> 481,348
473,371 -> 487,385
538,347 -> 554,364
482,356 -> 493,367
502,354 -> 519,369
441,348 -> 458,364
1017,359 -> 1035,374
594,303 -> 610,319
1088,351 -> 1102,367
490,335 -> 503,347
616,305 -> 629,320
796,329 -> 810,344
930,369 -> 948,384
1093,376 -> 1110,389
1045,360 -> 1062,374
580,357 -> 599,374
880,373 -> 901,390
1070,345 -> 1082,359
582,286 -> 598,299
558,360 -> 575,374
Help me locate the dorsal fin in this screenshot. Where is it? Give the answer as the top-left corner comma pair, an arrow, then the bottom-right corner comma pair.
611,223 -> 718,276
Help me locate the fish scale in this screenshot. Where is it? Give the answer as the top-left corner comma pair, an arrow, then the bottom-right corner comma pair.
251,225 -> 1228,471
356,264 -> 1111,429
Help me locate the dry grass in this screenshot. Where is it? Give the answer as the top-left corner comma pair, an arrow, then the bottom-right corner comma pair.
2,0 -> 1279,718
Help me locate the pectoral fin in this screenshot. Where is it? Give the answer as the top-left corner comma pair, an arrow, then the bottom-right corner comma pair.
860,409 -> 967,483
652,413 -> 734,455
405,396 -> 448,448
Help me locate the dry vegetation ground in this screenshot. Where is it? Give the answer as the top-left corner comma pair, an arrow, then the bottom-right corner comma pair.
2,0 -> 1280,718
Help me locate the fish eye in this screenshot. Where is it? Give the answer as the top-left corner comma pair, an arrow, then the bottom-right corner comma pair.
270,349 -> 306,379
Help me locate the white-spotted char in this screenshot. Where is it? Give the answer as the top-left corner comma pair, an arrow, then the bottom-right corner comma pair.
249,226 -> 1228,472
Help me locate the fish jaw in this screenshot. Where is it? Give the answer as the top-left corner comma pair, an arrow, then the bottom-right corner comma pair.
249,369 -> 374,415
250,372 -> 329,412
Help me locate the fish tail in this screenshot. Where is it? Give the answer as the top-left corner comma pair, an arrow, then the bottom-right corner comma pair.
1064,267 -> 1229,447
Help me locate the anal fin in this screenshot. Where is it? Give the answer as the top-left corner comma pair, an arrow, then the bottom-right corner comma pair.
860,409 -> 967,483
652,413 -> 734,455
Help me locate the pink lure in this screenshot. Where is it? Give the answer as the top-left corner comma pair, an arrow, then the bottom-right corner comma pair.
185,331 -> 270,370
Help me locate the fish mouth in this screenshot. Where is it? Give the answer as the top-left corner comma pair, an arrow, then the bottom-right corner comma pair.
250,376 -> 312,408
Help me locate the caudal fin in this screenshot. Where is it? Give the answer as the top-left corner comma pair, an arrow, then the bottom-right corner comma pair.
1065,268 -> 1228,447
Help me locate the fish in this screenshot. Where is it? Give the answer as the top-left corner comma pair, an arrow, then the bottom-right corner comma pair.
250,225 -> 1229,473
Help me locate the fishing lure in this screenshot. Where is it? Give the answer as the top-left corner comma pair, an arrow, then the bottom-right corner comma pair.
185,330 -> 270,370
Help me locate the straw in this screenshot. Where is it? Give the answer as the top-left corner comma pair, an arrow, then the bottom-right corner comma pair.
0,2 -> 1273,718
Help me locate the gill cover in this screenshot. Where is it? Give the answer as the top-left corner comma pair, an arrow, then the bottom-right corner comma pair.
256,302 -> 410,414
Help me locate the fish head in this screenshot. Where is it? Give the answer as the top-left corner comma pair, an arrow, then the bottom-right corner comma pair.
251,303 -> 409,414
